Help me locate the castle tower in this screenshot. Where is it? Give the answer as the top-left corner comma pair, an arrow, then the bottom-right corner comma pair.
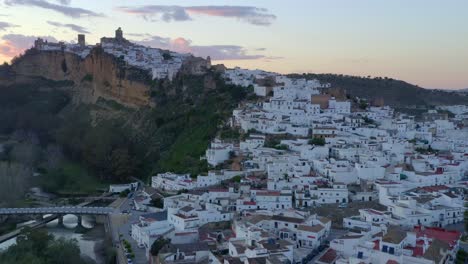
34,38 -> 45,49
78,34 -> 85,47
115,27 -> 123,41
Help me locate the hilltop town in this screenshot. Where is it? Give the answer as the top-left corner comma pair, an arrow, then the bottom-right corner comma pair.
0,28 -> 467,264
33,27 -> 202,80
112,63 -> 467,263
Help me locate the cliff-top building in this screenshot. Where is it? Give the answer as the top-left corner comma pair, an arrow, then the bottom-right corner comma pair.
78,34 -> 85,47
100,27 -> 130,46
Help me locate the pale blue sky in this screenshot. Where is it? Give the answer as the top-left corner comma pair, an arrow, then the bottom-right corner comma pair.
0,0 -> 467,88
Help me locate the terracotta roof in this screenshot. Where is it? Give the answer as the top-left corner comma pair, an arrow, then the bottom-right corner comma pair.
414,226 -> 461,247
382,227 -> 406,244
317,248 -> 337,264
423,239 -> 450,263
318,216 -> 331,224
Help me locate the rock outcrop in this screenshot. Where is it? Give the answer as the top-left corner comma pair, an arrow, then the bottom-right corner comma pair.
11,48 -> 154,107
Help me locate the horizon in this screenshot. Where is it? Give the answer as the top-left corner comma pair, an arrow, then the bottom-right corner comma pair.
1,0 -> 467,89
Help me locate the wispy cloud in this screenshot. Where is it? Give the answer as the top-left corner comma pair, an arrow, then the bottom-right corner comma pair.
117,5 -> 276,26
0,21 -> 18,31
0,33 -> 57,58
133,35 -> 276,61
47,20 -> 89,33
55,0 -> 69,4
126,32 -> 151,38
4,0 -> 104,18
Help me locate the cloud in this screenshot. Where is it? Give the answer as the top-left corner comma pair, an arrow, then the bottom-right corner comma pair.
133,35 -> 275,61
126,32 -> 151,38
117,5 -> 276,26
47,20 -> 89,33
4,0 -> 104,18
0,21 -> 18,30
0,33 -> 57,58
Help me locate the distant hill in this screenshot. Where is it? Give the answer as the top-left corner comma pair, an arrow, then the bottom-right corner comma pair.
288,73 -> 468,107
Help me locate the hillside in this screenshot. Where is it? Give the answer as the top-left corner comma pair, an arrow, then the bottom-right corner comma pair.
0,49 -> 250,192
289,73 -> 468,107
1,46 -> 466,192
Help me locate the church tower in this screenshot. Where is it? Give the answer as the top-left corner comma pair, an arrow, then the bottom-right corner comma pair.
115,27 -> 123,41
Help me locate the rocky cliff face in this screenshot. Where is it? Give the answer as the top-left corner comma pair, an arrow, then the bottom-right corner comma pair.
11,48 -> 153,107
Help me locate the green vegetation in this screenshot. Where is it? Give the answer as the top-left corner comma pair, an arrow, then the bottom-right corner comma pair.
308,137 -> 326,146
219,127 -> 241,140
81,74 -> 93,82
456,249 -> 467,264
150,197 -> 164,208
152,73 -> 250,176
231,175 -> 242,183
150,237 -> 171,256
39,162 -> 104,195
359,100 -> 368,110
0,228 -> 87,264
0,222 -> 16,236
0,69 -> 250,191
264,138 -> 281,148
119,189 -> 131,198
415,145 -> 438,155
274,144 -> 289,150
362,116 -> 375,124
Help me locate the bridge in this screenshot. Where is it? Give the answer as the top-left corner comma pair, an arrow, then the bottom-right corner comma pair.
0,206 -> 116,216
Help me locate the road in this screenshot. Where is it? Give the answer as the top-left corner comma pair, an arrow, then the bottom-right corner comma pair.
118,195 -> 148,264
109,183 -> 150,264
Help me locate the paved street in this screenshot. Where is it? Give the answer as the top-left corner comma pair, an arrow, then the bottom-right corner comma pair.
117,196 -> 149,264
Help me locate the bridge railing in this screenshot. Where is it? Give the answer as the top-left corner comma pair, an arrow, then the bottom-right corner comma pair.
0,206 -> 115,215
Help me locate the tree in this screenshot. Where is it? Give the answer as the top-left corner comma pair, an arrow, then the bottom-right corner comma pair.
456,249 -> 467,264
151,197 -> 164,208
109,148 -> 135,182
150,237 -> 170,256
465,210 -> 468,233
0,228 -> 86,264
308,137 -> 326,146
232,175 -> 242,183
0,162 -> 32,205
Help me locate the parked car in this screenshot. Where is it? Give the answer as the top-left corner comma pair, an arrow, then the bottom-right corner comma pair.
338,203 -> 348,208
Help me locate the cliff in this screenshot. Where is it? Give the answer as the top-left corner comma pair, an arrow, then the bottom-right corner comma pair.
11,48 -> 154,107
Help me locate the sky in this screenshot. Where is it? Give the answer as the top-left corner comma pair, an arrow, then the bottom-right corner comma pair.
0,0 -> 467,89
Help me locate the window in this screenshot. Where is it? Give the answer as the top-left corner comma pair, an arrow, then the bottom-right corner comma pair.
382,245 -> 388,252
357,252 -> 363,259
389,247 -> 395,255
